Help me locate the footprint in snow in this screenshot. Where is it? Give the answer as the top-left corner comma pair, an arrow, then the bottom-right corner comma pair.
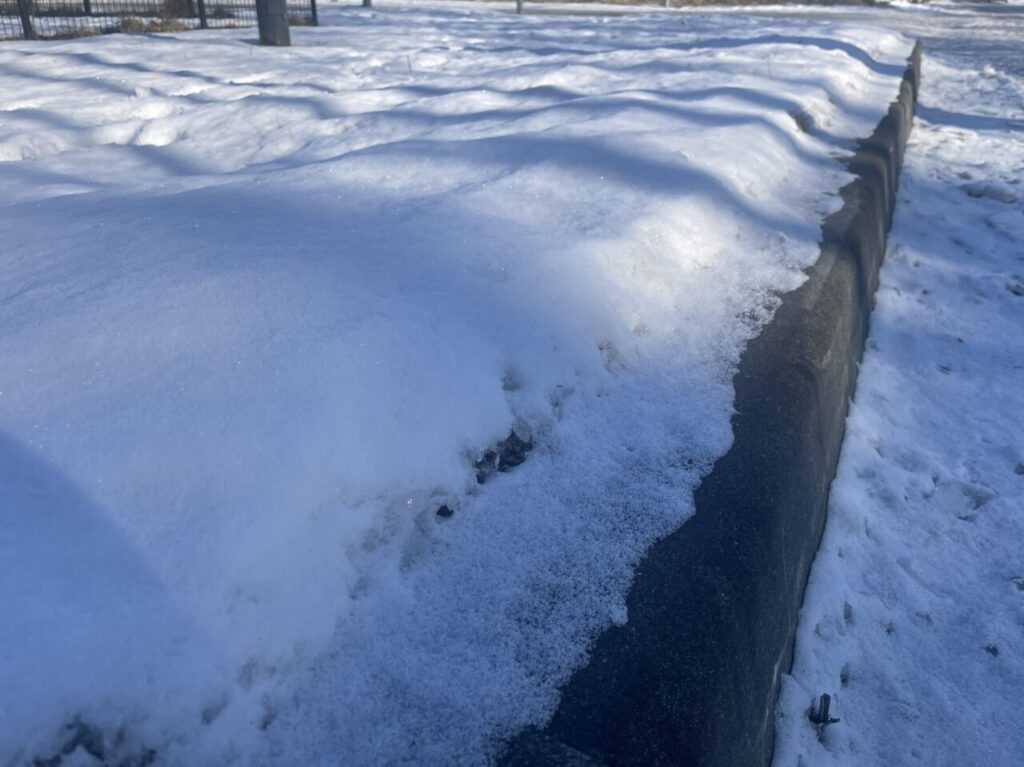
930,481 -> 996,520
961,180 -> 1018,204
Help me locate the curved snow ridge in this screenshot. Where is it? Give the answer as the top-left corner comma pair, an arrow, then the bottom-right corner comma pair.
0,7 -> 911,765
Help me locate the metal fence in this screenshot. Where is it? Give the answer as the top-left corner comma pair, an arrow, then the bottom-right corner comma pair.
1,0 -> 316,40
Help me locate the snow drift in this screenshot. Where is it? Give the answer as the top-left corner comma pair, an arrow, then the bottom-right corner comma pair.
0,6 -> 910,764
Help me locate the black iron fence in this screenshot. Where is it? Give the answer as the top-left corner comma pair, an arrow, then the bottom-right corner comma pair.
1,0 -> 316,40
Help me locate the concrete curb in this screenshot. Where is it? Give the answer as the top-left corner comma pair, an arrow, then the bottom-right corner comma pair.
501,42 -> 922,767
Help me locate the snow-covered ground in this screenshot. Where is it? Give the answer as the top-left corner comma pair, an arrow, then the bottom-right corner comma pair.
0,5 -> 912,765
775,4 -> 1024,766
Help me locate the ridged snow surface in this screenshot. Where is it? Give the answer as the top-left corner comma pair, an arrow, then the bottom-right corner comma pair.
0,6 -> 908,764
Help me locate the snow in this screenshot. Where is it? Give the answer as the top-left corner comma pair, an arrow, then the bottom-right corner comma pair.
0,5 -> 910,765
774,5 -> 1024,766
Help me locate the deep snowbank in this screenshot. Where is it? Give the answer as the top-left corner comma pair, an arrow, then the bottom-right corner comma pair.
0,6 -> 908,764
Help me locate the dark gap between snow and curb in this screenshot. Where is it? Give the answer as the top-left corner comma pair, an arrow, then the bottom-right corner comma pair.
500,41 -> 923,767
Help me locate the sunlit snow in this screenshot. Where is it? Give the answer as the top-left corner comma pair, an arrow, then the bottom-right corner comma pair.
0,5 -> 910,764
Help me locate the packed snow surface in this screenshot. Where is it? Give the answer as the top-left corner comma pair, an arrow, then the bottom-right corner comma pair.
775,4 -> 1024,767
0,5 -> 908,764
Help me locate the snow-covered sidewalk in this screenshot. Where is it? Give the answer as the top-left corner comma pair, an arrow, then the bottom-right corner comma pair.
0,6 -> 911,765
775,5 -> 1024,766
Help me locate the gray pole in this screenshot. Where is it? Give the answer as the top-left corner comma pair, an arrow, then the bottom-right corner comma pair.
363,0 -> 372,8
15,0 -> 34,39
516,0 -> 522,13
255,0 -> 290,45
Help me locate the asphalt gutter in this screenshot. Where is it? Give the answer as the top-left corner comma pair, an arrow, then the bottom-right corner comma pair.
502,41 -> 922,767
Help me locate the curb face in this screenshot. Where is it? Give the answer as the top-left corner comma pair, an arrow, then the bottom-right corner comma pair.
502,42 -> 922,767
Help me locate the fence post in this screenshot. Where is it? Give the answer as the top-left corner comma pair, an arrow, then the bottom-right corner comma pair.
516,0 -> 522,12
15,0 -> 35,39
362,0 -> 371,8
83,0 -> 92,15
196,0 -> 207,28
309,0 -> 317,25
255,0 -> 290,45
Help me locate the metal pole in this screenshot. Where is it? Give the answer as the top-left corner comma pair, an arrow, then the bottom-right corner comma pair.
516,0 -> 522,13
362,0 -> 371,8
83,0 -> 91,16
196,0 -> 207,28
255,0 -> 290,45
15,0 -> 34,39
309,0 -> 317,26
